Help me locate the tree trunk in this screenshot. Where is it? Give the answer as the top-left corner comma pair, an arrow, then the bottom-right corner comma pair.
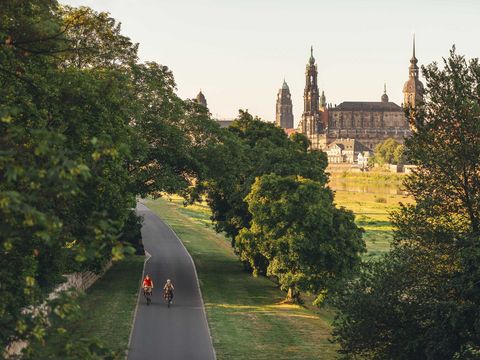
285,287 -> 301,304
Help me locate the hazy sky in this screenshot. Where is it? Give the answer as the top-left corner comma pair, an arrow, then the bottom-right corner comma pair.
62,0 -> 479,125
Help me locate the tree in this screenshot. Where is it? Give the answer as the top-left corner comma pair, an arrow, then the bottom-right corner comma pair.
372,138 -> 405,165
201,110 -> 329,248
236,174 -> 365,302
333,48 -> 480,359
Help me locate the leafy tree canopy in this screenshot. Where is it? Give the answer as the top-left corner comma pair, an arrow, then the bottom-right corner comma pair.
333,47 -> 480,360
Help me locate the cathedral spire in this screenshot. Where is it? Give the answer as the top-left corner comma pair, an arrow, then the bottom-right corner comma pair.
403,35 -> 424,110
309,45 -> 315,65
409,34 -> 419,77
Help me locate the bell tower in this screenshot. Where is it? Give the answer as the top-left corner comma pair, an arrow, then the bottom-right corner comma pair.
403,36 -> 424,108
275,80 -> 294,129
300,46 -> 322,135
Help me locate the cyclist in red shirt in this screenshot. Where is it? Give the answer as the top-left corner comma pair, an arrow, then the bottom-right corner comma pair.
143,274 -> 154,295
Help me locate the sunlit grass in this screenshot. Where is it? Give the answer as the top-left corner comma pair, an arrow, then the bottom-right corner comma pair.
330,175 -> 414,257
144,197 -> 338,360
37,255 -> 144,355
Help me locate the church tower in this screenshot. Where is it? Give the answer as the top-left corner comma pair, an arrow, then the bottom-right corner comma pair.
275,80 -> 294,129
403,36 -> 424,108
196,90 -> 208,108
381,83 -> 389,103
300,46 -> 322,135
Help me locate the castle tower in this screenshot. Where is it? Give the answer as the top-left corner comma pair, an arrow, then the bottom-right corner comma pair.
300,46 -> 322,135
196,90 -> 207,108
319,90 -> 326,110
275,80 -> 294,128
403,36 -> 424,108
381,83 -> 389,103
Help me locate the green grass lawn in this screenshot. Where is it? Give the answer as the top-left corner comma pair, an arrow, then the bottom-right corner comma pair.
144,197 -> 338,360
72,256 -> 144,352
35,255 -> 144,357
329,175 -> 414,257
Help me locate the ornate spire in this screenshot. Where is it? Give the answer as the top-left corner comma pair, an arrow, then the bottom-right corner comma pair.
282,78 -> 289,90
403,35 -> 424,110
381,83 -> 389,103
320,90 -> 326,108
412,34 -> 416,59
309,45 -> 315,65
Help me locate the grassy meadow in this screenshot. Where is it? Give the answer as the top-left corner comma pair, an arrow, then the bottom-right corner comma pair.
329,173 -> 413,257
144,197 -> 338,360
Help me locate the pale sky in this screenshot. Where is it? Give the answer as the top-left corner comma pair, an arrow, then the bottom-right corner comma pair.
62,0 -> 479,126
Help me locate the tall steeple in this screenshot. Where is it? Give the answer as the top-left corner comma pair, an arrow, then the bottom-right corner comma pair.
299,46 -> 323,135
276,79 -> 294,129
403,35 -> 424,108
303,47 -> 320,115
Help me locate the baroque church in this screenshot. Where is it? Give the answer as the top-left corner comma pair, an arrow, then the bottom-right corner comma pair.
275,39 -> 424,158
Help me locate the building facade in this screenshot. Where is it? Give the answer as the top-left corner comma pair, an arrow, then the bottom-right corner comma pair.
275,80 -> 294,128
290,40 -> 424,161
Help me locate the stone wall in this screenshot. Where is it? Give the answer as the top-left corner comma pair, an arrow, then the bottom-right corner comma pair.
5,261 -> 112,358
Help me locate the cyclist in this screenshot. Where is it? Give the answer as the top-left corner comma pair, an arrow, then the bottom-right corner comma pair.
163,279 -> 174,302
143,274 -> 154,295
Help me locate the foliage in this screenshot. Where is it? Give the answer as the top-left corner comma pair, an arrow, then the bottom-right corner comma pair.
198,111 -> 365,302
201,110 -> 329,246
0,0 -> 223,356
333,48 -> 480,359
371,138 -> 406,165
236,174 -> 365,302
145,197 -> 339,359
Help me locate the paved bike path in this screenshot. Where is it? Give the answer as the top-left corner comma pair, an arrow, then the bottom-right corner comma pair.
128,203 -> 215,360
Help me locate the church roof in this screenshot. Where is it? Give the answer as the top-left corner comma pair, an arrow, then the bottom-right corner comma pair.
332,101 -> 402,112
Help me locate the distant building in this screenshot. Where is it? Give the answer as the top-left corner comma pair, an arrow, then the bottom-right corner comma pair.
403,35 -> 424,109
275,80 -> 294,129
357,151 -> 372,168
196,90 -> 207,107
282,39 -> 424,162
298,46 -> 323,142
325,139 -> 370,164
216,119 -> 235,128
193,90 -> 235,128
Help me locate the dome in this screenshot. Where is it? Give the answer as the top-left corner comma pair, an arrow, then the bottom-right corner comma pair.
196,90 -> 207,107
381,84 -> 389,103
403,78 -> 424,94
